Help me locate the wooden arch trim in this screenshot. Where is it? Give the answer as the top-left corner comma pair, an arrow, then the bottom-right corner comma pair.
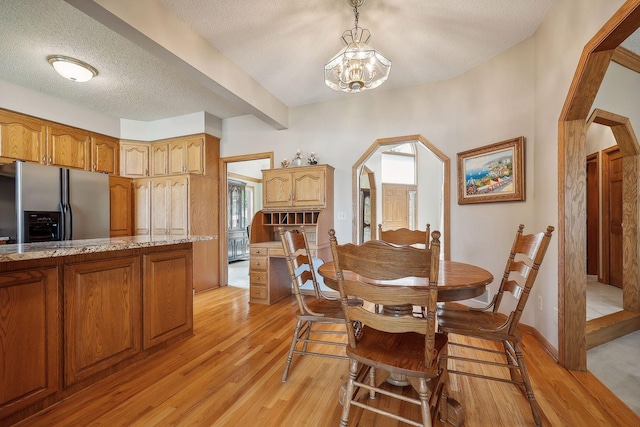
559,0 -> 640,370
351,134 -> 451,260
587,109 -> 640,318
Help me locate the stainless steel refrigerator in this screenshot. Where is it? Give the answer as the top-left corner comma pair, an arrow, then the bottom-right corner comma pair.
0,161 -> 110,243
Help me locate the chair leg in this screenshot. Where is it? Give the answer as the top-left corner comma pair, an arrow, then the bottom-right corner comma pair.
281,319 -> 304,382
368,366 -> 376,399
302,320 -> 312,352
417,377 -> 433,427
513,342 -> 542,427
502,341 -> 521,383
340,358 -> 359,427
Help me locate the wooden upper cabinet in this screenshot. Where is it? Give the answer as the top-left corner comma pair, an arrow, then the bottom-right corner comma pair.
46,124 -> 90,170
91,135 -> 119,174
120,141 -> 149,177
121,134 -> 218,178
0,109 -> 45,163
263,165 -> 333,210
159,136 -> 205,176
263,169 -> 293,208
184,136 -> 205,174
150,143 -> 169,176
292,168 -> 327,208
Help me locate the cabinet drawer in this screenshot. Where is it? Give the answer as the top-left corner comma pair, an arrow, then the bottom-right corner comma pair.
250,246 -> 268,256
250,270 -> 267,285
250,256 -> 268,271
269,247 -> 285,257
250,285 -> 267,300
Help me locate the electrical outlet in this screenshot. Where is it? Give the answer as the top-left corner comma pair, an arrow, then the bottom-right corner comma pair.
537,295 -> 542,311
337,211 -> 347,220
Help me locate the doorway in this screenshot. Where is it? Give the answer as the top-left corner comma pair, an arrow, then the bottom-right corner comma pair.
220,152 -> 273,288
381,183 -> 417,231
602,146 -> 623,288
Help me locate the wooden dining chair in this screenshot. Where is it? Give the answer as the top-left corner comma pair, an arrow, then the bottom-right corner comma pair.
329,229 -> 458,427
437,224 -> 554,427
378,223 -> 432,316
279,227 -> 349,383
378,223 -> 431,247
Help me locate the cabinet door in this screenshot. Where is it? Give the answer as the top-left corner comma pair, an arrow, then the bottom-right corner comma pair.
47,124 -> 90,170
0,109 -> 45,163
0,268 -> 59,418
120,143 -> 149,177
150,178 -> 169,235
91,135 -> 119,174
168,141 -> 186,175
168,177 -> 189,236
109,176 -> 132,237
185,136 -> 205,174
142,249 -> 193,349
150,143 -> 168,176
292,168 -> 326,208
133,179 -> 151,235
263,170 -> 293,208
63,257 -> 141,387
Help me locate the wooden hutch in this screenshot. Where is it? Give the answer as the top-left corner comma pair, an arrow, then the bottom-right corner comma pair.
249,164 -> 334,304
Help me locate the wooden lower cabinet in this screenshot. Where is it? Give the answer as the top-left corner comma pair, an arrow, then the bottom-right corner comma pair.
143,249 -> 193,349
63,257 -> 141,387
0,243 -> 194,425
0,267 -> 59,420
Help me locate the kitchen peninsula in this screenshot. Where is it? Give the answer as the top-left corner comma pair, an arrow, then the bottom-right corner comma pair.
0,235 -> 211,425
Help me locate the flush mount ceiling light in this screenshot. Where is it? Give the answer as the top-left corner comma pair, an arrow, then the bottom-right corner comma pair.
47,55 -> 98,82
324,0 -> 391,93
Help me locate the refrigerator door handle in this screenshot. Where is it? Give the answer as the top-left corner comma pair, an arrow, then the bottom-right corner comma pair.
68,203 -> 73,240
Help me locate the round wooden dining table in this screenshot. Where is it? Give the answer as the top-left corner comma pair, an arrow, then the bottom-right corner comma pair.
318,260 -> 493,302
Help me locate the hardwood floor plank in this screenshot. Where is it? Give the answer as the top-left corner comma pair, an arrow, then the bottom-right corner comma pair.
11,286 -> 639,427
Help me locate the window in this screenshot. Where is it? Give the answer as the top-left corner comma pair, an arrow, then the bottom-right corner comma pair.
381,143 -> 415,184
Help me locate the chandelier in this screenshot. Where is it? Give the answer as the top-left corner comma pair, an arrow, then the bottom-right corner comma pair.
324,0 -> 391,93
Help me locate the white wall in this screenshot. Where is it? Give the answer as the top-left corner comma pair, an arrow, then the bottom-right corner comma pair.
0,79 -> 120,136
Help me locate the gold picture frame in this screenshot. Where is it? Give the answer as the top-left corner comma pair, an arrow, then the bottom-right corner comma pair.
457,136 -> 525,205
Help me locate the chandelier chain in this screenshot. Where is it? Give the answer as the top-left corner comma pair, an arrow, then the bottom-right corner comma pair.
353,3 -> 359,30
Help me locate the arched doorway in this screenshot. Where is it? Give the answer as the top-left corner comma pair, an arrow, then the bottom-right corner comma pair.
559,0 -> 640,370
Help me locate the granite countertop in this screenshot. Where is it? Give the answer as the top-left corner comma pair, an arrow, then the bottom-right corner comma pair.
0,235 -> 217,262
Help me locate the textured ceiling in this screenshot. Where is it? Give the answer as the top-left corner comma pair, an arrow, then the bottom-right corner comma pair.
7,0 -> 636,126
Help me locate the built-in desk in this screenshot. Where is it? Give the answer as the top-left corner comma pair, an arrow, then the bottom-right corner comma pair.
249,241 -> 292,305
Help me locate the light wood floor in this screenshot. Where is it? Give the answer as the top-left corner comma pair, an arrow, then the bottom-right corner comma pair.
14,286 -> 640,427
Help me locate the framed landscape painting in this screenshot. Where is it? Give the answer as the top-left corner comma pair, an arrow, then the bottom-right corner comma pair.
457,136 -> 525,205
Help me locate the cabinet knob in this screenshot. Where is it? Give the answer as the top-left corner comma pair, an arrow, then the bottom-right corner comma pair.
48,157 -> 52,163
